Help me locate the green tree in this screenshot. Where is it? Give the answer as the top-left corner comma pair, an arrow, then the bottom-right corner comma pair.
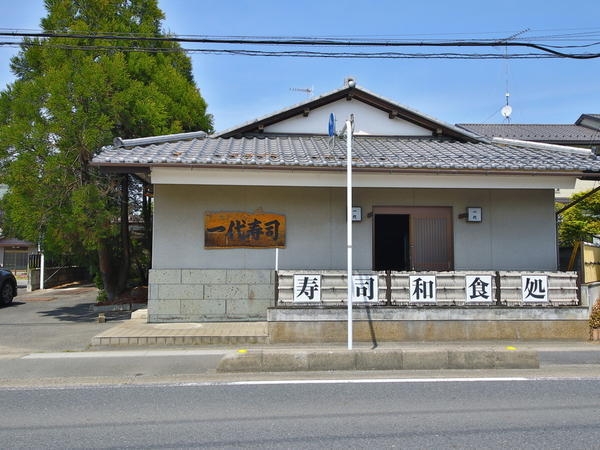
0,0 -> 212,300
558,190 -> 600,246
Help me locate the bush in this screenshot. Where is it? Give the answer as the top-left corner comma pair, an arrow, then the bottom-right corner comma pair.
96,289 -> 108,304
590,299 -> 600,329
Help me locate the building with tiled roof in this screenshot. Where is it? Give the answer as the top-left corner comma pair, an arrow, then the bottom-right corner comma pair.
93,79 -> 598,341
456,122 -> 600,149
457,116 -> 600,201
0,184 -> 35,270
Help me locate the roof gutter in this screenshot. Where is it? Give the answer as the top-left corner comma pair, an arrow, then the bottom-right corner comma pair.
492,137 -> 592,156
90,161 -> 589,178
113,131 -> 207,148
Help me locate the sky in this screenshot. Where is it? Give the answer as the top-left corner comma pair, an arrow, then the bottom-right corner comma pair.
1,0 -> 600,132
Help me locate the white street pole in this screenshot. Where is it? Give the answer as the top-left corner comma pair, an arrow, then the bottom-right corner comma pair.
40,250 -> 45,291
346,117 -> 353,350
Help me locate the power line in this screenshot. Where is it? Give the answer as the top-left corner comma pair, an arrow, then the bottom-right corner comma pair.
0,30 -> 599,59
0,42 -> 565,59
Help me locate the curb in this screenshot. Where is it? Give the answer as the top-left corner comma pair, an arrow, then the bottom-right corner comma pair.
216,348 -> 540,372
91,303 -> 147,313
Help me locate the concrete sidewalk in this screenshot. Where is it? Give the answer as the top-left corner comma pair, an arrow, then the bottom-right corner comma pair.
90,309 -> 600,372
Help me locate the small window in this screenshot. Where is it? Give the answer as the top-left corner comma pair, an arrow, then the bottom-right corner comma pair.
4,250 -> 29,270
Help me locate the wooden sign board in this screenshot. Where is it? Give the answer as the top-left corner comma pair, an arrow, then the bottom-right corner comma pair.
205,212 -> 286,248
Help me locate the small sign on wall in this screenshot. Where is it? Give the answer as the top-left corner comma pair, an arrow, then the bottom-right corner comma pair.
409,275 -> 436,302
522,275 -> 548,302
353,274 -> 378,302
467,207 -> 482,222
205,212 -> 286,248
293,274 -> 321,302
465,275 -> 493,302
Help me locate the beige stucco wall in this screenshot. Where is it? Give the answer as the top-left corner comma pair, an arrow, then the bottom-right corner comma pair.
152,185 -> 557,272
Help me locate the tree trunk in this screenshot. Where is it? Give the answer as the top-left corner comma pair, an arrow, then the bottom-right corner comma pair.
117,174 -> 131,293
98,175 -> 131,302
97,240 -> 117,302
141,181 -> 152,285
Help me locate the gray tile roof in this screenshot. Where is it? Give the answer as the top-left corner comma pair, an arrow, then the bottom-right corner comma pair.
457,123 -> 600,144
0,237 -> 33,248
576,114 -> 600,131
92,135 -> 600,175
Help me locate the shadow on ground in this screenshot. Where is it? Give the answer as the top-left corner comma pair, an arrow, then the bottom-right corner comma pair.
0,301 -> 26,308
37,302 -> 132,323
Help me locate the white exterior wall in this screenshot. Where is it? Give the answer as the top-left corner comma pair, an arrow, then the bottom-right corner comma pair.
153,185 -> 557,271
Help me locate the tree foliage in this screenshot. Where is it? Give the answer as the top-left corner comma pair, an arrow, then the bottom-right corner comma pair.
0,0 -> 212,300
557,190 -> 600,246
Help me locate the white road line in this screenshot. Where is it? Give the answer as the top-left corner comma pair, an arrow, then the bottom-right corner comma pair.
22,349 -> 228,359
2,376 -> 599,391
210,377 -> 531,385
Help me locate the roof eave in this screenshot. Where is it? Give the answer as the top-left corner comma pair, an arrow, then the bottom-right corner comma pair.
215,85 -> 481,143
93,161 -> 595,179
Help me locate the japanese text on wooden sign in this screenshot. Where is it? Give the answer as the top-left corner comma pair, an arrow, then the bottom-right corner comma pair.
205,212 -> 286,248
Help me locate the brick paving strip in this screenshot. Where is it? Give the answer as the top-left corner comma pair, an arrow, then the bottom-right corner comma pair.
91,320 -> 269,346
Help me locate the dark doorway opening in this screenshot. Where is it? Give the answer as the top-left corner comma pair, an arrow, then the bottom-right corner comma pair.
374,214 -> 410,271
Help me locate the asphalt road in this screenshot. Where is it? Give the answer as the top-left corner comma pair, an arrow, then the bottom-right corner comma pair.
1,378 -> 600,449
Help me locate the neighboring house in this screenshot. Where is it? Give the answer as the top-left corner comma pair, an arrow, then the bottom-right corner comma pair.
457,115 -> 600,201
0,184 -> 35,270
92,80 -> 600,341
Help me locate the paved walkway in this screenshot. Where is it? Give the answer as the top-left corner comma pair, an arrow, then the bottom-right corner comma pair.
92,315 -> 269,346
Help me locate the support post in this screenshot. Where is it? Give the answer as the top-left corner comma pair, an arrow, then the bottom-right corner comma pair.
346,117 -> 353,350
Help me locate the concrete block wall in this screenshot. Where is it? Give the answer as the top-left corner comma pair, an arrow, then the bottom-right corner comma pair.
28,266 -> 89,291
148,269 -> 275,322
278,270 -> 578,306
147,269 -> 579,322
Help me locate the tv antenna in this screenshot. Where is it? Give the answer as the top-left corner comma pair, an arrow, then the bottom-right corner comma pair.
290,86 -> 314,98
500,28 -> 529,123
501,94 -> 512,122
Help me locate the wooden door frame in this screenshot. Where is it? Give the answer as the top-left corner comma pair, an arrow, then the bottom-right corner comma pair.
372,206 -> 454,271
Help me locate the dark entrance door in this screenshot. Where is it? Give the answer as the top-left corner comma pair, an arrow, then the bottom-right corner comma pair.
373,206 -> 453,271
373,214 -> 410,271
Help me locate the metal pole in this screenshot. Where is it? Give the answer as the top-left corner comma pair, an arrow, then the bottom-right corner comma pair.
40,250 -> 45,290
346,118 -> 353,350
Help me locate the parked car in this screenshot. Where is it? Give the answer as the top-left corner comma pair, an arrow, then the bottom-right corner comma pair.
0,268 -> 17,306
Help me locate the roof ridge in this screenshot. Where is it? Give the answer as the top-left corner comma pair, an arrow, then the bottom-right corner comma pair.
113,131 -> 207,148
